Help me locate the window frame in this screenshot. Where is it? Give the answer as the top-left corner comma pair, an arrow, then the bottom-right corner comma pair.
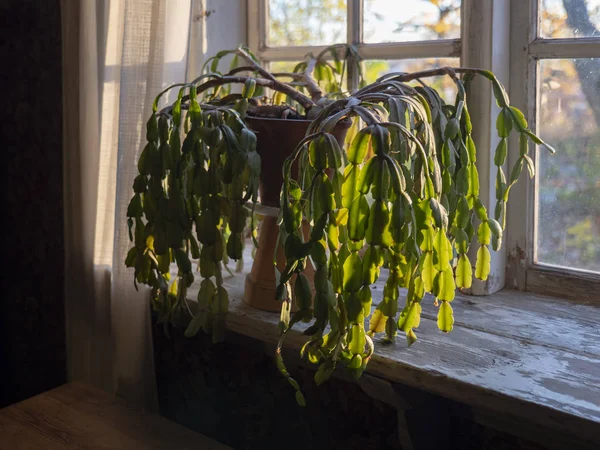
246,0 -> 600,300
507,0 -> 600,299
247,0 -> 461,86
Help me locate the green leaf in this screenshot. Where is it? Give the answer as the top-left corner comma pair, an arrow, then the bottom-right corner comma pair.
456,167 -> 469,195
491,79 -> 510,108
295,391 -> 306,407
494,138 -> 507,166
466,135 -> 477,163
437,301 -> 454,332
496,108 -> 512,138
509,106 -> 528,132
370,157 -> 391,200
477,221 -> 491,245
294,273 -> 312,310
430,198 -> 448,229
399,302 -> 422,332
475,245 -> 491,281
496,166 -> 507,200
444,118 -> 460,140
366,199 -> 392,247
342,165 -> 360,208
318,174 -> 336,213
347,128 -> 371,164
314,360 -> 335,385
454,228 -> 469,254
419,225 -> 435,252
456,254 -> 472,289
324,133 -> 343,169
509,157 -> 524,185
473,199 -> 487,222
467,163 -> 480,198
406,328 -> 418,346
455,195 -> 470,229
487,218 -> 503,239
433,229 -> 451,271
523,154 -> 535,178
433,267 -> 455,301
197,278 -> 216,309
519,132 -> 529,157
125,247 -> 138,267
371,125 -> 390,156
349,324 -> 366,355
343,252 -> 363,293
357,158 -> 376,194
369,308 -> 387,334
184,314 -> 203,338
309,138 -> 328,171
421,252 -> 437,293
362,246 -> 382,285
358,285 -> 373,317
391,197 -> 406,229
348,195 -> 370,241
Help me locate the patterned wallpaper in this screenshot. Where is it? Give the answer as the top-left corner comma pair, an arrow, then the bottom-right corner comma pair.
0,0 -> 66,406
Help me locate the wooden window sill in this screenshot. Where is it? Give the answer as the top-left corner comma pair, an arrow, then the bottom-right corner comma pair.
186,263 -> 600,448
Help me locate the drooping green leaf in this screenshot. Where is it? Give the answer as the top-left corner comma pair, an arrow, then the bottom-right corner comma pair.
456,254 -> 472,289
433,267 -> 455,301
347,128 -> 371,164
475,245 -> 491,280
433,229 -> 451,271
496,108 -> 512,137
421,252 -> 437,293
523,154 -> 535,178
348,194 -> 370,241
343,251 -> 363,293
366,199 -> 393,247
342,165 -> 360,208
437,301 -> 454,332
509,106 -> 528,132
349,324 -> 366,355
509,157 -> 524,185
369,308 -> 387,334
477,221 -> 491,245
494,138 -> 508,166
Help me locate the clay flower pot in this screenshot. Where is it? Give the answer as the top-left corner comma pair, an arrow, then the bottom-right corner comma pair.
243,116 -> 351,311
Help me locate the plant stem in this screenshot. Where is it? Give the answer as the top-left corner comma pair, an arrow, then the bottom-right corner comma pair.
161,75 -> 316,114
356,66 -> 487,97
302,58 -> 323,103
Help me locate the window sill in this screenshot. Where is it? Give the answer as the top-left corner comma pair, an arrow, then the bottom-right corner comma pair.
186,263 -> 600,448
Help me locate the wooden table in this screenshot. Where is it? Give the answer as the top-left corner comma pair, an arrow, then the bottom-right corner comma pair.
0,382 -> 232,449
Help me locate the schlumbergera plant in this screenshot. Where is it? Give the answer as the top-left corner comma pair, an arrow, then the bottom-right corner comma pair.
124,44 -> 555,405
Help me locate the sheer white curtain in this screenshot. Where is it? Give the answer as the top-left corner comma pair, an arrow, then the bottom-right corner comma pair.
63,0 -> 192,410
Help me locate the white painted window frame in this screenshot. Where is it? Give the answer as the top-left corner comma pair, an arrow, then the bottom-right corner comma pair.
507,0 -> 600,299
246,0 -> 599,299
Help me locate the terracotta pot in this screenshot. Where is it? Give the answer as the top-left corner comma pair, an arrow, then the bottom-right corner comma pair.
243,116 -> 351,311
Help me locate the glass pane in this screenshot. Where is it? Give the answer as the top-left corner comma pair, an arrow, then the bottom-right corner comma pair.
536,59 -> 600,272
363,58 -> 460,103
269,61 -> 303,73
539,0 -> 600,38
268,0 -> 347,47
363,0 -> 461,43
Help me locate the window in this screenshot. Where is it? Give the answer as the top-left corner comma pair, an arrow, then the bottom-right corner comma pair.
508,0 -> 600,297
247,0 -> 600,298
248,0 -> 461,92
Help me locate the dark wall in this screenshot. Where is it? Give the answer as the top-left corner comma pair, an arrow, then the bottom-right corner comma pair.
0,0 -> 66,406
154,325 -> 548,450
